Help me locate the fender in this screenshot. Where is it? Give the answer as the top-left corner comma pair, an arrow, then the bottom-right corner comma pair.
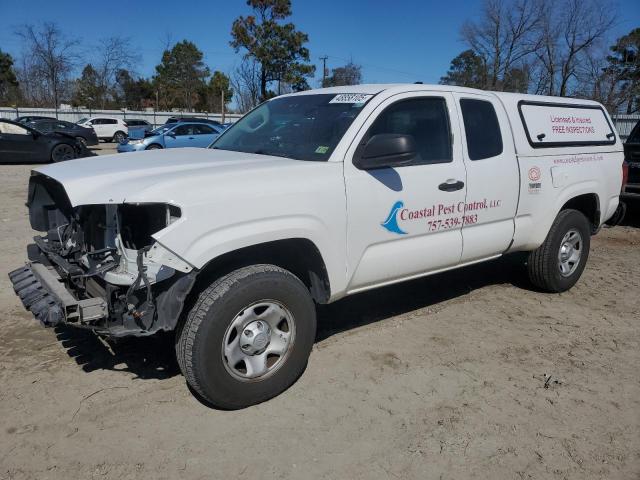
511,180 -> 601,252
156,214 -> 347,298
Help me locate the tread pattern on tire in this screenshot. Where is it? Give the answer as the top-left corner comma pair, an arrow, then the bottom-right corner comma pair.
175,264 -> 302,403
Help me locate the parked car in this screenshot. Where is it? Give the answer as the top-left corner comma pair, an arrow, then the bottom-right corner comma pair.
10,84 -> 623,409
76,117 -> 128,143
15,115 -> 56,124
125,119 -> 153,136
29,119 -> 99,147
165,116 -> 220,126
622,120 -> 639,201
0,119 -> 85,163
117,122 -> 223,153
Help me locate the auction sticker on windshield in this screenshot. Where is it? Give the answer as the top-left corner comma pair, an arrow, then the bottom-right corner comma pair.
329,93 -> 373,104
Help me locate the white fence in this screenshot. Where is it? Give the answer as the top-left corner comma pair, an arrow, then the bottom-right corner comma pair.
611,114 -> 639,141
0,107 -> 242,128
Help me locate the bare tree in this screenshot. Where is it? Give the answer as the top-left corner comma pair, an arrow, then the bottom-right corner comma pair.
533,0 -> 616,96
461,0 -> 542,90
231,59 -> 261,113
93,36 -> 140,108
16,22 -> 79,107
572,45 -> 623,112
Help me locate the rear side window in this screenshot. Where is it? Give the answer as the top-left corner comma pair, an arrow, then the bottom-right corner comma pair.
367,97 -> 452,165
460,99 -> 503,160
519,101 -> 615,147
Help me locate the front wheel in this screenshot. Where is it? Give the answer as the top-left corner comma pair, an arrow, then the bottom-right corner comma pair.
527,209 -> 591,292
51,143 -> 76,162
176,265 -> 316,409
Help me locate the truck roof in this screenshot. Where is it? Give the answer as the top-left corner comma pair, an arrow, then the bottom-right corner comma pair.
284,83 -> 602,107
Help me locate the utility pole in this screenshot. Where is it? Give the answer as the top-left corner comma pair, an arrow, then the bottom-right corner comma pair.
319,55 -> 328,87
221,89 -> 225,123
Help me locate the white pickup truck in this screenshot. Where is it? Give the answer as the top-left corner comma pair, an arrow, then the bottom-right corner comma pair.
10,84 -> 623,409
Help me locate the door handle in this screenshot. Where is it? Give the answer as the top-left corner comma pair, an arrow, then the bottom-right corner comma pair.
438,180 -> 465,192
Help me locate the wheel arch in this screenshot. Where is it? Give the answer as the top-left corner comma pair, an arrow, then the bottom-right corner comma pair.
560,193 -> 600,233
189,238 -> 331,306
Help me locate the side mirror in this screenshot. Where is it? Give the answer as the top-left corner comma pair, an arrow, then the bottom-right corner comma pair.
354,134 -> 416,170
166,132 -> 176,138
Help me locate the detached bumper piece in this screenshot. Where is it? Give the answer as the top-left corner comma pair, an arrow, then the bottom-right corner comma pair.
9,263 -> 107,327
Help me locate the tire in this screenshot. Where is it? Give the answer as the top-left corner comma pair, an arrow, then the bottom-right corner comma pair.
50,143 -> 77,162
112,131 -> 126,143
527,209 -> 591,292
176,264 -> 316,409
75,136 -> 87,148
146,144 -> 162,150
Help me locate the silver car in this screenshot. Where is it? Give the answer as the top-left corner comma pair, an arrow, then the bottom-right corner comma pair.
117,122 -> 223,153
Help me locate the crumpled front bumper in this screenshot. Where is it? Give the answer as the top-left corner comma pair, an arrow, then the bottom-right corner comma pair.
9,262 -> 107,328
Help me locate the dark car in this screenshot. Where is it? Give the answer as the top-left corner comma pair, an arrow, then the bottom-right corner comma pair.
165,116 -> 220,126
623,120 -> 640,200
0,119 -> 85,163
15,115 -> 57,124
29,119 -> 99,147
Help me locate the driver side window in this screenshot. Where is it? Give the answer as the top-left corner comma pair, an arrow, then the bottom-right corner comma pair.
367,97 -> 452,166
173,125 -> 192,136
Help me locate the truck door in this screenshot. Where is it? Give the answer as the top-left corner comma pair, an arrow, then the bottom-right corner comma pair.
453,93 -> 519,262
344,92 -> 467,292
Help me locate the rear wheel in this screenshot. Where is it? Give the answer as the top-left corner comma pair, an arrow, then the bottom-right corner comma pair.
51,143 -> 76,162
527,209 -> 591,292
112,131 -> 126,143
176,264 -> 316,409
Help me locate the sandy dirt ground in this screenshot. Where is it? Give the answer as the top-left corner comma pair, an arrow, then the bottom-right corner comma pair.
0,146 -> 638,479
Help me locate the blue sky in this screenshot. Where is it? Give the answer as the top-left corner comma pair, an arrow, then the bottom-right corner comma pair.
0,0 -> 639,86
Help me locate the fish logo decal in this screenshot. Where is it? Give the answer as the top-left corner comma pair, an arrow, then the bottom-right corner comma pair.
381,200 -> 407,235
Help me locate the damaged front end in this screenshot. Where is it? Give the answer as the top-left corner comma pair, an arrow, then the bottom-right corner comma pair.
9,172 -> 197,337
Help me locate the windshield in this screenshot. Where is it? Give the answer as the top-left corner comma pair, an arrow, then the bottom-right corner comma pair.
210,93 -> 372,161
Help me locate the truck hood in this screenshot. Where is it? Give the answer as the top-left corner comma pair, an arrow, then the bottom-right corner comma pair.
33,148 -> 314,207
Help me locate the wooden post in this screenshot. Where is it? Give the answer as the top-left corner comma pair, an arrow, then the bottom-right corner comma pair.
221,89 -> 225,124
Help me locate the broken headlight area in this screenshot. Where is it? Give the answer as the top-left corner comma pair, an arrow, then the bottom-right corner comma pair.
16,174 -> 195,336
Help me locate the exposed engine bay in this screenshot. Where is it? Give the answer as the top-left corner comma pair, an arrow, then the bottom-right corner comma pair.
10,172 -> 197,336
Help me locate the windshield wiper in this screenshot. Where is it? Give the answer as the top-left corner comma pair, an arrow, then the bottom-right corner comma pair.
253,149 -> 292,159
